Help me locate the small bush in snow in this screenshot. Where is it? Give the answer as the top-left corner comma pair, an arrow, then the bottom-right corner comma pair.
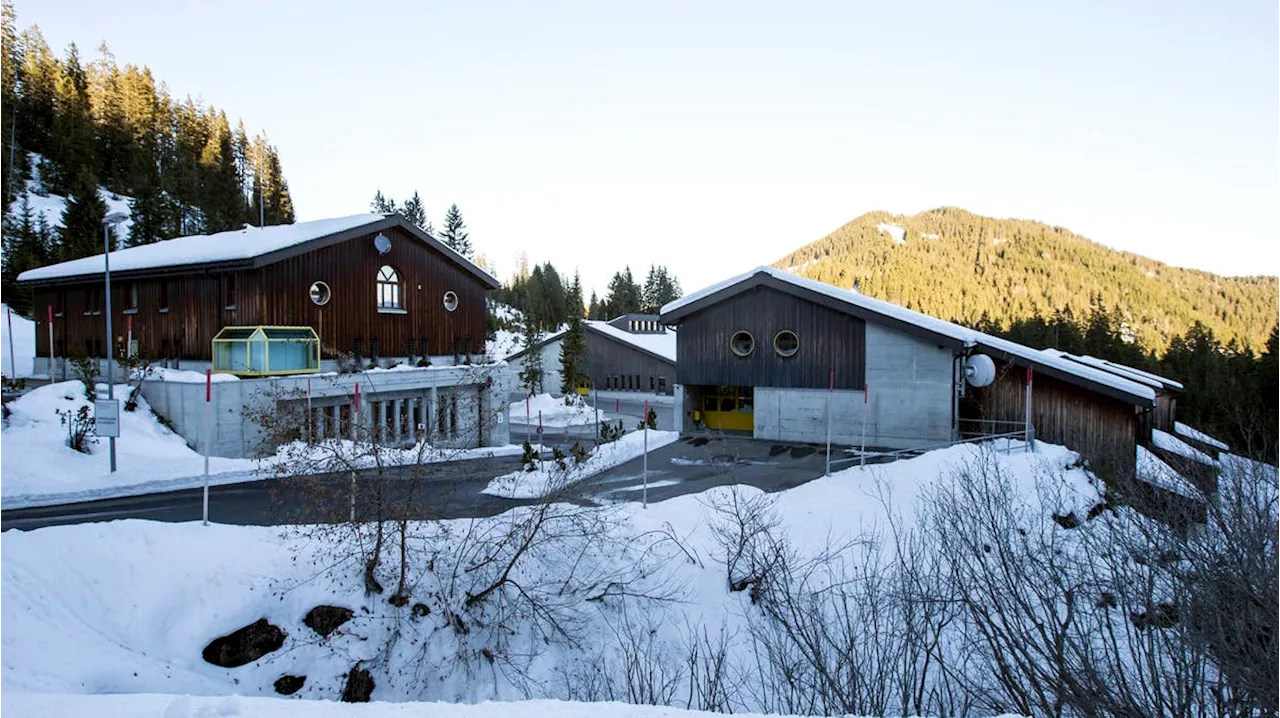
58,405 -> 96,453
600,419 -> 625,444
637,407 -> 658,431
569,441 -> 589,466
520,441 -> 538,471
69,352 -> 99,400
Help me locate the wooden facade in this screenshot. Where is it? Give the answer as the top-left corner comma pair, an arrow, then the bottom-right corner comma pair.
26,220 -> 495,364
673,285 -> 867,390
586,325 -> 676,394
963,360 -> 1141,481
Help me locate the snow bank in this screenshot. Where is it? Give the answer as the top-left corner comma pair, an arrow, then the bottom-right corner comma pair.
1,302 -> 36,378
147,367 -> 241,383
1174,421 -> 1228,451
484,429 -> 680,499
1152,428 -> 1217,466
509,392 -> 597,427
0,381 -> 258,505
0,692 -> 1025,718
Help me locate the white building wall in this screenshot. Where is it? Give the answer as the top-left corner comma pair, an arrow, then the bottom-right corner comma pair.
753,323 -> 956,449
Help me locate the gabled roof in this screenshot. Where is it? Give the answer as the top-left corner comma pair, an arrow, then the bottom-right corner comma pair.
17,213 -> 500,289
661,266 -> 1156,407
661,266 -> 976,349
505,320 -> 677,366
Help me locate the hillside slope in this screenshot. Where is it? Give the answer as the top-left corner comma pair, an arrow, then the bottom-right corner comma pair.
775,207 -> 1278,353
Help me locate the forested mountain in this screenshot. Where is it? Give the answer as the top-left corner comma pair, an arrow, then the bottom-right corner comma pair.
0,3 -> 295,312
776,207 -> 1277,355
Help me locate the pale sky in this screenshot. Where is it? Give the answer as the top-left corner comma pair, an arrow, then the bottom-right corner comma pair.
18,0 -> 1279,297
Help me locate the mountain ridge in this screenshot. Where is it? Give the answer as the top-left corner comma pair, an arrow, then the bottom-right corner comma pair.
774,206 -> 1277,353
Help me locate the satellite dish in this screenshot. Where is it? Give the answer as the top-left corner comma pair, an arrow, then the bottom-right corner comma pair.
373,233 -> 392,254
965,353 -> 996,387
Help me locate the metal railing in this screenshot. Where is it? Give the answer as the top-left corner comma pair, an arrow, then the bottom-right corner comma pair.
828,426 -> 1035,471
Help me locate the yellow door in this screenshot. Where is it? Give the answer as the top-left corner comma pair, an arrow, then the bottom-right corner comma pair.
703,386 -> 754,431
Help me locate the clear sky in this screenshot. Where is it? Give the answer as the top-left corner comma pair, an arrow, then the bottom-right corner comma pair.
16,0 -> 1279,297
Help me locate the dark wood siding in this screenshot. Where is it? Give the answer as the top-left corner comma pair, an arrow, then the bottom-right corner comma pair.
675,285 -> 865,389
32,225 -> 488,362
964,360 -> 1138,481
586,329 -> 676,394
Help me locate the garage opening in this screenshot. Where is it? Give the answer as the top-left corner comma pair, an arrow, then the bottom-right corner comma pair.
697,385 -> 754,432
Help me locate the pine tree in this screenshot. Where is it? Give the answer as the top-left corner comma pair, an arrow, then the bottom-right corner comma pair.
641,264 -> 682,313
559,272 -> 588,395
441,203 -> 472,258
199,110 -> 244,232
1,2 -> 24,206
602,266 -> 642,318
49,42 -> 95,194
16,26 -> 58,160
400,190 -> 430,231
128,172 -> 172,245
370,189 -> 395,214
57,168 -> 112,259
1,193 -> 46,314
88,41 -> 130,193
517,318 -> 544,396
587,290 -> 602,320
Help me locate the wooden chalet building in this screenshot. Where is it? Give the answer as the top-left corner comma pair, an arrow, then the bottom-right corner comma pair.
18,214 -> 500,375
660,266 -> 1160,482
506,314 -> 677,396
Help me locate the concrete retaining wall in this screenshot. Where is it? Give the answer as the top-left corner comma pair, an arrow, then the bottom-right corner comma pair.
753,323 -> 955,449
140,363 -> 516,458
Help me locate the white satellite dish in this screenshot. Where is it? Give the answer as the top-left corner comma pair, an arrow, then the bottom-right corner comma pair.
373,233 -> 392,254
964,353 -> 996,387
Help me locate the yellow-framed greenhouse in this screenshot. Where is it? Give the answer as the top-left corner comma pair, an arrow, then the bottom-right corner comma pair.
212,326 -> 321,376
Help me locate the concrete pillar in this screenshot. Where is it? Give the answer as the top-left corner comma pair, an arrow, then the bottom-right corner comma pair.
392,399 -> 403,444
378,400 -> 388,443
429,386 -> 439,443
331,404 -> 341,440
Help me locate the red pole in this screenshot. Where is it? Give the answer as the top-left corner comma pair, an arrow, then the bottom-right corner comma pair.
205,368 -> 212,402
354,382 -> 360,411
538,409 -> 543,434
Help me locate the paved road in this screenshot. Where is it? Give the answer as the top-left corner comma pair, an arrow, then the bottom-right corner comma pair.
1,455 -> 540,531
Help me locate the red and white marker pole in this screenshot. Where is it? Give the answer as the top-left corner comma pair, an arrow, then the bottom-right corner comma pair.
46,305 -> 55,380
203,369 -> 212,526
126,315 -> 133,360
642,399 -> 649,508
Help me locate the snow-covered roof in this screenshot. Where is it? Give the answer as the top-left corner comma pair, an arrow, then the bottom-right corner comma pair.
662,266 -> 1156,406
587,320 -> 677,362
661,266 -> 977,346
1041,349 -> 1183,393
17,213 -> 500,288
1174,421 -> 1228,451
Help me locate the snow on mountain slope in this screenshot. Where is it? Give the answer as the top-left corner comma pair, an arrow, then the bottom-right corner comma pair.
1,302 -> 36,377
9,171 -> 135,242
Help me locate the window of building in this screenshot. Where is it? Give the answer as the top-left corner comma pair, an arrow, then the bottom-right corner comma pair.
85,287 -> 102,315
773,330 -> 799,358
657,376 -> 666,393
635,374 -> 640,391
223,274 -> 237,310
443,290 -> 458,312
730,330 -> 754,357
649,376 -> 655,391
158,282 -> 169,313
54,292 -> 65,317
377,265 -> 402,311
121,282 -> 138,313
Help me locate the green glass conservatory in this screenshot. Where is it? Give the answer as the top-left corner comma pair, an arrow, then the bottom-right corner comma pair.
212,326 -> 321,376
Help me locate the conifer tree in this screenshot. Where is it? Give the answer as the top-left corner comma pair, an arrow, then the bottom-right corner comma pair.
1,194 -> 46,314
441,203 -> 472,258
399,190 -> 430,231
587,290 -> 602,320
57,168 -> 112,259
49,43 -> 95,194
641,264 -> 682,313
16,26 -> 58,159
602,266 -> 642,318
517,318 -> 544,396
370,189 -> 395,214
559,273 -> 588,395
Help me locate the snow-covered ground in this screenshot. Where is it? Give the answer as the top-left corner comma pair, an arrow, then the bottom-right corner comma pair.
0,380 -> 527,509
2,440 -> 1096,708
10,167 -> 136,242
508,392 -> 598,427
1,693 -> 1025,718
1,302 -> 36,378
484,429 -> 680,499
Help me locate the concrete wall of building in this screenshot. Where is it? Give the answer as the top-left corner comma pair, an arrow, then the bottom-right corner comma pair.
753,323 -> 956,449
139,362 -> 514,458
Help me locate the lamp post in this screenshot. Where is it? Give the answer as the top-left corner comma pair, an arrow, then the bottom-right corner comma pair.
103,211 -> 129,473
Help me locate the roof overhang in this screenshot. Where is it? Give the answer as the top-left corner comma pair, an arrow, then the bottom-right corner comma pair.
660,269 -> 971,351
976,340 -> 1157,408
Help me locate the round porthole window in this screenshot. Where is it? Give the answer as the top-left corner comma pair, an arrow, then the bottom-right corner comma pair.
443,291 -> 459,312
730,330 -> 755,357
309,281 -> 331,306
774,330 -> 799,357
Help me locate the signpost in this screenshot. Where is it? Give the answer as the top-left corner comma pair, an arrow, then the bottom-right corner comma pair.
203,369 -> 212,526
94,398 -> 120,438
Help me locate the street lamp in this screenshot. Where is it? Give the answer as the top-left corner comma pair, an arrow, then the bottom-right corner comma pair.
103,210 -> 129,473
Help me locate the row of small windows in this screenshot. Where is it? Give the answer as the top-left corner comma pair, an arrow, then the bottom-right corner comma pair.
627,319 -> 663,332
730,329 -> 799,358
51,266 -> 460,316
604,374 -> 667,392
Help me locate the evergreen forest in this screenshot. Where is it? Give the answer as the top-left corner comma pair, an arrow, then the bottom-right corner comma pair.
1,3 -> 295,313
777,207 -> 1278,461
